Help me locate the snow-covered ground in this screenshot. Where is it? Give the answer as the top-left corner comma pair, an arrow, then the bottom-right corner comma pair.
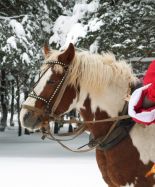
0,127 -> 107,187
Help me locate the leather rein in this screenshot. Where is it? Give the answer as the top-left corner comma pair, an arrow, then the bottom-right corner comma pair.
22,60 -> 132,153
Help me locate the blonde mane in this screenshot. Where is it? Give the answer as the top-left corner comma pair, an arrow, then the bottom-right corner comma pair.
43,49 -> 137,93
68,51 -> 137,91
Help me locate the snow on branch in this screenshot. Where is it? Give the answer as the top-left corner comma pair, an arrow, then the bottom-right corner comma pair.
0,14 -> 31,20
142,17 -> 155,21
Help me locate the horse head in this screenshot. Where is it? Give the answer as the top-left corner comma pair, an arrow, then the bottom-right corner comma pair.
20,43 -> 77,130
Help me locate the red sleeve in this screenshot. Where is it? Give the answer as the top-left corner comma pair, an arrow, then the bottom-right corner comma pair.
143,60 -> 155,85
147,83 -> 155,102
143,60 -> 155,102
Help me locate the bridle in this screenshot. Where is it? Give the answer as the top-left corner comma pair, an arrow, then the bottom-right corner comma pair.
22,60 -> 70,120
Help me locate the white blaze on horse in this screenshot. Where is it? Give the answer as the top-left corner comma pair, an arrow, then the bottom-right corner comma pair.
20,43 -> 155,187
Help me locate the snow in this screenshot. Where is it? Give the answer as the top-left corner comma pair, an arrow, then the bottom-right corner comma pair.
123,39 -> 132,44
90,39 -> 99,53
21,52 -> 30,64
0,127 -> 107,187
129,57 -> 155,62
49,15 -> 72,47
9,19 -> 25,38
49,1 -> 100,48
112,43 -> 125,48
72,2 -> 99,19
137,45 -> 145,49
7,36 -> 17,49
6,73 -> 14,81
63,23 -> 86,49
87,18 -> 103,32
42,20 -> 51,33
21,15 -> 28,24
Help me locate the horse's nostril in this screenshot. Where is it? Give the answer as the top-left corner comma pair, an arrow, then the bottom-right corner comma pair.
36,117 -> 42,123
23,112 -> 31,122
21,110 -> 42,129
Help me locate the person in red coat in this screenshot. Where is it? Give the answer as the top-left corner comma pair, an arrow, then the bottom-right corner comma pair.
128,60 -> 155,125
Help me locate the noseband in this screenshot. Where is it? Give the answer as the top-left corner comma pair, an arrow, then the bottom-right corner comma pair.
22,60 -> 70,119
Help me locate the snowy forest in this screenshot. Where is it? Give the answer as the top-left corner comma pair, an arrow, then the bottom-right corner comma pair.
0,0 -> 155,134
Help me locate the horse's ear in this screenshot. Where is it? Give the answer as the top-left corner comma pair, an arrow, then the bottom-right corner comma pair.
58,43 -> 75,64
43,43 -> 50,57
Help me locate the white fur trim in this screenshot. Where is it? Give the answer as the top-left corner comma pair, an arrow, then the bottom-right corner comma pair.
128,83 -> 155,123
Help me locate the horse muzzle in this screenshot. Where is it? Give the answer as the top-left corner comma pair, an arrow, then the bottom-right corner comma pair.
20,108 -> 43,130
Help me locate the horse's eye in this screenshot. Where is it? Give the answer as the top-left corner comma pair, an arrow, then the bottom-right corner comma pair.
47,80 -> 57,84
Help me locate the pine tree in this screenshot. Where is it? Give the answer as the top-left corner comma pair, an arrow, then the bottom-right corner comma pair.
0,0 -> 63,132
78,0 -> 155,58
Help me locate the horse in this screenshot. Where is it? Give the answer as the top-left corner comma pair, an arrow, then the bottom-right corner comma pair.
20,43 -> 155,187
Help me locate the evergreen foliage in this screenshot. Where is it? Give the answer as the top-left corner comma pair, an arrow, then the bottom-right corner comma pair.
78,0 -> 155,58
0,0 -> 63,131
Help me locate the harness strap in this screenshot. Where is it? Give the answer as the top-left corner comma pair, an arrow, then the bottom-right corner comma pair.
41,124 -> 87,142
22,104 -> 44,114
50,71 -> 70,116
42,116 -> 123,153
41,103 -> 131,153
21,102 -> 131,125
97,101 -> 134,150
48,132 -> 96,153
52,114 -> 130,125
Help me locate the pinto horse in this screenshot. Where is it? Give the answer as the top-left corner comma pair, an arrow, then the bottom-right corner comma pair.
20,43 -> 155,187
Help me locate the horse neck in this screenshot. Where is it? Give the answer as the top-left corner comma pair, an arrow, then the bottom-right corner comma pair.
80,96 -> 114,139
77,81 -> 128,138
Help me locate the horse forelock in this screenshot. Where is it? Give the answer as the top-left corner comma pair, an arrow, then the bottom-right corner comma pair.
41,50 -> 64,74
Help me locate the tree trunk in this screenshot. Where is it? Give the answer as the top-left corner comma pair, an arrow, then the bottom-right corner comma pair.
23,88 -> 30,135
10,80 -> 15,126
0,69 -> 8,131
16,76 -> 22,136
54,122 -> 59,134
